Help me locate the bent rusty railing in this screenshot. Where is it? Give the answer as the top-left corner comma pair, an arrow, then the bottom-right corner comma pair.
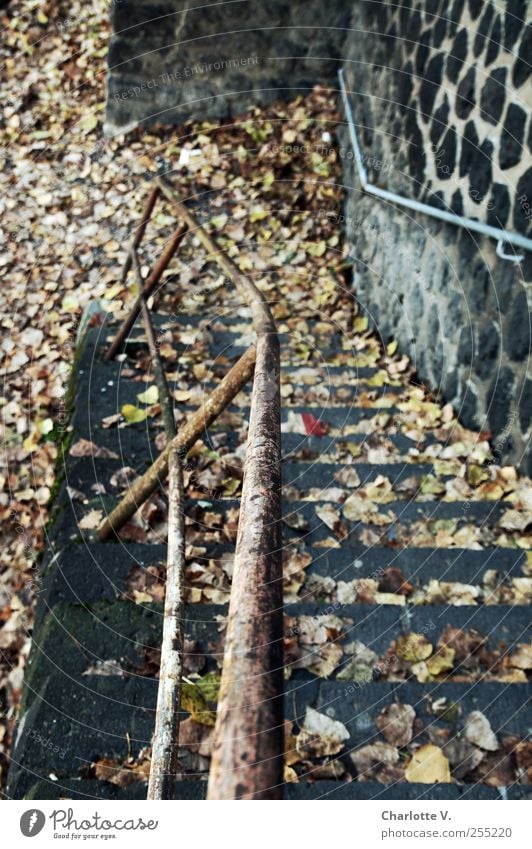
102,178 -> 283,799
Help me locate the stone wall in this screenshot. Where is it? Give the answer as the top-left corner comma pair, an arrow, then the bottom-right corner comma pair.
105,0 -> 350,134
105,0 -> 531,471
340,0 -> 531,473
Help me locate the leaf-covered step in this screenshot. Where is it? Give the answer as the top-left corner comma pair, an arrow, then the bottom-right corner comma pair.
281,364 -> 396,384
282,462 -> 444,499
299,546 -> 530,607
124,312 -> 368,344
176,377 -> 404,406
52,457 -> 444,536
118,326 -> 363,362
286,680 -> 532,741
38,537 -> 530,612
125,312 -> 354,333
70,386 -> 399,438
38,540 -> 234,611
282,602 -> 531,683
284,679 -> 532,788
58,426 -> 433,473
284,499 -> 511,551
185,499 -> 507,547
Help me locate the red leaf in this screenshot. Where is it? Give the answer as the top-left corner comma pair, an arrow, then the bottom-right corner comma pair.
301,412 -> 327,437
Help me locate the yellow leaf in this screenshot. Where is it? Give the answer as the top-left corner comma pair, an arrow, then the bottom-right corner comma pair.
249,208 -> 268,222
238,256 -> 253,272
426,646 -> 455,677
133,591 -> 154,605
137,385 -> 159,405
396,632 -> 433,663
61,294 -> 80,312
79,113 -> 98,135
23,434 -> 39,452
223,478 -> 241,497
102,283 -> 122,301
39,418 -> 54,435
121,404 -> 148,424
284,765 -> 299,783
181,673 -> 220,726
405,744 -> 451,783
420,475 -> 446,496
354,316 -> 368,333
386,340 -> 398,356
307,241 -> 326,257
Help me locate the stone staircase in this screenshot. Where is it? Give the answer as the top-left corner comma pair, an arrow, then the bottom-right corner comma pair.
6,310 -> 531,800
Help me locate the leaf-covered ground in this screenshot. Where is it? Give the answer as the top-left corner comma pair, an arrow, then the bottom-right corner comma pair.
1,0 -> 531,794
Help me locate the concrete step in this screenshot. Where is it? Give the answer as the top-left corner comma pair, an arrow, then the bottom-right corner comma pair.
283,602 -> 531,682
285,678 -> 532,756
6,600 -> 224,800
69,378 -> 399,434
281,461 -> 445,497
64,421 -> 425,467
38,536 -> 527,613
21,776 -> 532,801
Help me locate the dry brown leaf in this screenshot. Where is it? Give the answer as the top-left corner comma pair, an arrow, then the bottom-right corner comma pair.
342,493 -> 377,522
375,702 -> 416,747
283,511 -> 310,531
78,508 -> 104,530
351,742 -> 400,779
443,737 -> 485,779
334,467 -> 361,487
464,711 -> 499,751
110,466 -> 138,489
509,644 -> 532,670
69,438 -> 118,459
315,503 -> 347,539
438,626 -> 485,660
378,567 -> 413,596
499,509 -> 532,531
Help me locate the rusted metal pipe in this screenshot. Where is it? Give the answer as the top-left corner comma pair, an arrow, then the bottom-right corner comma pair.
157,178 -> 274,337
119,185 -> 160,287
207,331 -> 283,800
105,221 -> 188,360
134,251 -> 176,441
156,177 -> 284,800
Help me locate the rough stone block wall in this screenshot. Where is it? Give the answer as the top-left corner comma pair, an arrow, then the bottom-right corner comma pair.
340,0 -> 531,473
105,0 -> 350,134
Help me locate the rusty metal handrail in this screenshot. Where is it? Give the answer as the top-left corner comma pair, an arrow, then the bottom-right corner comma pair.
157,177 -> 284,800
